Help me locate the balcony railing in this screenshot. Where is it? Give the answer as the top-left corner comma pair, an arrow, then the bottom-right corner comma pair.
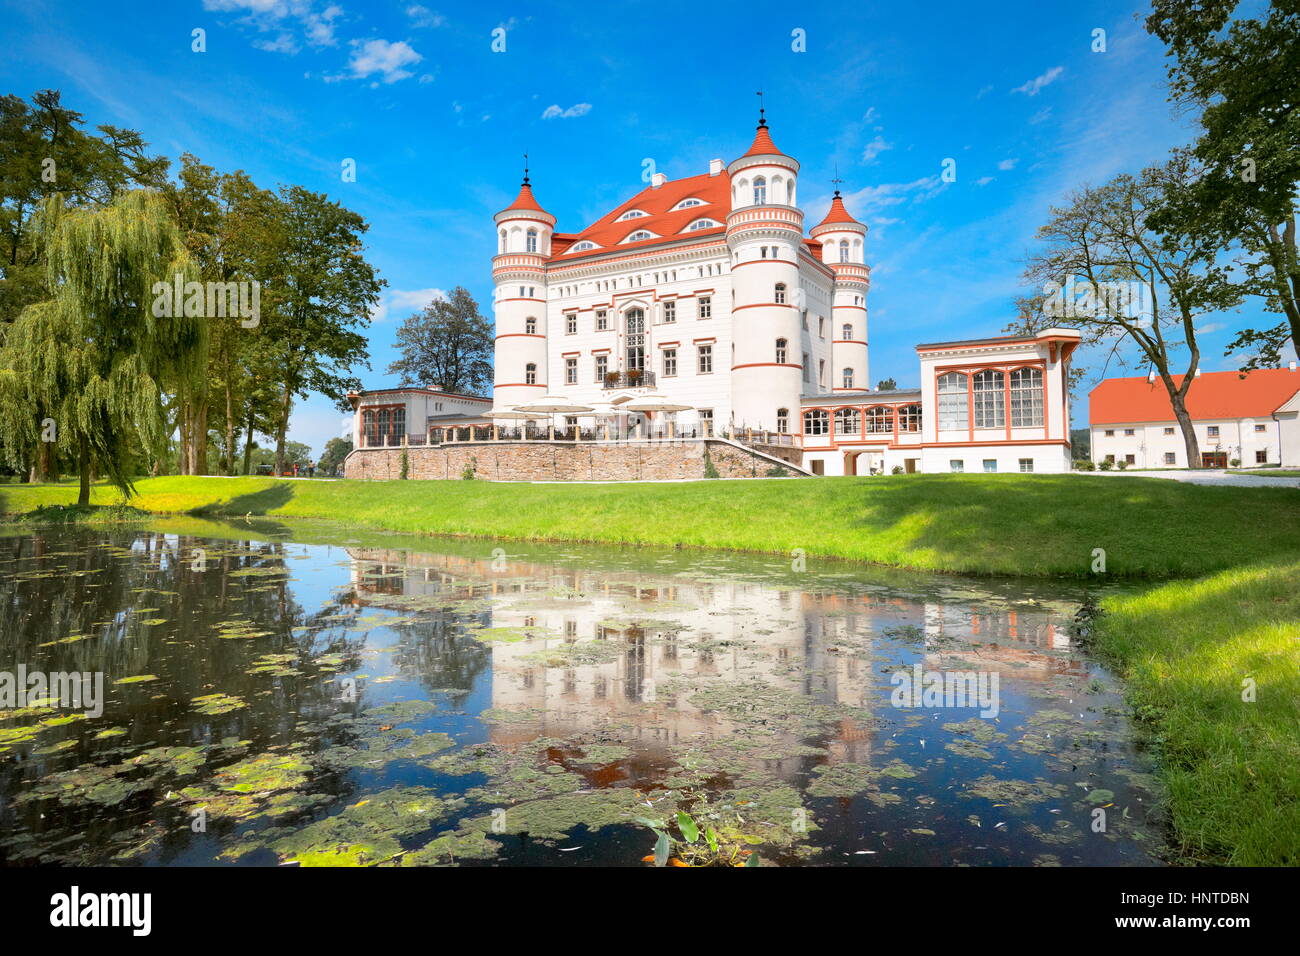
601,370 -> 655,389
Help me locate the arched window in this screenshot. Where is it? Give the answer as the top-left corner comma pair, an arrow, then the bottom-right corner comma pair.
775,338 -> 787,363
842,368 -> 854,389
526,229 -> 538,253
625,307 -> 645,372
937,372 -> 968,430
835,408 -> 860,434
498,229 -> 506,253
627,230 -> 653,242
804,409 -> 829,436
866,406 -> 892,433
898,404 -> 922,433
1010,366 -> 1044,426
842,324 -> 853,340
776,408 -> 789,433
524,317 -> 537,335
753,176 -> 767,205
839,239 -> 849,262
525,362 -> 537,385
973,369 -> 1006,428
774,283 -> 787,304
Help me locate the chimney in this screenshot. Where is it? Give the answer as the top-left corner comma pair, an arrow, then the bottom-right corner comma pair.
1147,369 -> 1155,383
650,172 -> 667,188
1195,368 -> 1202,377
1290,361 -> 1297,371
709,158 -> 723,177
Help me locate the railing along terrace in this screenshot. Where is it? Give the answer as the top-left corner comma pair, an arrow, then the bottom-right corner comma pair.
601,370 -> 655,389
357,425 -> 802,449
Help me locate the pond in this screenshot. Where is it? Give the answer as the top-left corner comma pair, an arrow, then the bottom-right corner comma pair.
0,519 -> 1166,866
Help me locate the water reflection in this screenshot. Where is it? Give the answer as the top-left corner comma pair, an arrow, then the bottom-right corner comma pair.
0,525 -> 1164,867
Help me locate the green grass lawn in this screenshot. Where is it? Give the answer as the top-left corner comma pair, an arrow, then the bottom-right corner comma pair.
1089,561 -> 1300,865
1,472 -> 1296,578
3,471 -> 1298,864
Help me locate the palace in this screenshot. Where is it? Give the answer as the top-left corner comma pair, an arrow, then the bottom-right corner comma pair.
348,115 -> 1081,479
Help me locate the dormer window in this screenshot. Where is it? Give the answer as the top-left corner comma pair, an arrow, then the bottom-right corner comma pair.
685,218 -> 720,232
622,229 -> 657,243
671,197 -> 705,211
616,209 -> 648,222
568,240 -> 598,253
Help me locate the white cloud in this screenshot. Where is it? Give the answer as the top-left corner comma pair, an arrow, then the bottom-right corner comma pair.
860,135 -> 892,164
203,0 -> 342,53
1012,66 -> 1064,96
372,287 -> 447,323
541,103 -> 591,120
406,4 -> 445,28
975,176 -> 995,186
1029,107 -> 1053,125
997,158 -> 1018,171
346,38 -> 423,83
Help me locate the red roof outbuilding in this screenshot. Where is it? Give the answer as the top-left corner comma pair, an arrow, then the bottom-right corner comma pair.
1090,369 -> 1300,425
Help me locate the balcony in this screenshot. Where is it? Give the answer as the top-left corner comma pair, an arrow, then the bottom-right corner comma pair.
601,370 -> 655,390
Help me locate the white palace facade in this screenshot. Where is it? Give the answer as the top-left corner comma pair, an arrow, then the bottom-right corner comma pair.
351,116 -> 1081,478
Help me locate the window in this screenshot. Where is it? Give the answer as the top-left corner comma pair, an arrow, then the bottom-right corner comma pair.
1125,454 -> 1136,465
753,177 -> 767,204
525,363 -> 537,385
950,459 -> 964,473
774,283 -> 786,304
699,409 -> 714,436
776,408 -> 789,433
801,310 -> 809,330
802,353 -> 810,382
1256,450 -> 1268,463
595,354 -> 608,381
842,368 -> 854,389
699,297 -> 712,319
842,324 -> 853,340
973,369 -> 1005,428
937,372 -> 968,430
563,356 -> 576,384
1123,428 -> 1135,436
617,209 -> 647,221
1019,458 -> 1034,473
1255,423 -> 1267,432
835,408 -> 860,434
697,344 -> 713,373
899,404 -> 921,433
673,198 -> 703,210
818,360 -> 826,387
1163,427 -> 1174,435
1164,452 -> 1176,465
526,229 -> 538,253
804,409 -> 829,436
1207,425 -> 1220,437
686,219 -> 719,231
775,338 -> 788,364
1007,367 -> 1045,427
570,240 -> 597,253
596,310 -> 608,330
663,301 -> 676,323
565,313 -> 577,334
627,230 -> 653,242
663,348 -> 677,377
839,239 -> 849,263
1104,429 -> 1115,437
818,316 -> 825,338
866,406 -> 892,433
625,308 -> 645,372
983,459 -> 998,473
524,317 -> 537,335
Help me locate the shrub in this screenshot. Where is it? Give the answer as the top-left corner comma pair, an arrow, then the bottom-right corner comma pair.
891,465 -> 904,475
399,449 -> 409,480
764,465 -> 787,478
1099,459 -> 1114,471
703,450 -> 720,479
461,456 -> 477,480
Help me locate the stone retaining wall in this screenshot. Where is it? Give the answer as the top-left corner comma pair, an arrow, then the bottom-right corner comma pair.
343,439 -> 808,482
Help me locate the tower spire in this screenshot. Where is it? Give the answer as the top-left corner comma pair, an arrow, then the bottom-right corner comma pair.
522,152 -> 530,185
832,164 -> 843,197
756,90 -> 766,127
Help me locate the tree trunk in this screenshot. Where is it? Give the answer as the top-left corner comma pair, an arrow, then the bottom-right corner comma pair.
1171,395 -> 1201,468
224,380 -> 236,476
274,385 -> 292,476
243,409 -> 255,476
191,400 -> 208,475
77,435 -> 91,506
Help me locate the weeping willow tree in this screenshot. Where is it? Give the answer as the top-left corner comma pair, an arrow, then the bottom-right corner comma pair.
0,190 -> 206,502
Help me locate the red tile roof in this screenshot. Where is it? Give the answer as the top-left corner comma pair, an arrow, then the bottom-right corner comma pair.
1090,369 -> 1300,425
816,193 -> 861,228
500,181 -> 548,215
557,171 -> 731,259
743,123 -> 783,157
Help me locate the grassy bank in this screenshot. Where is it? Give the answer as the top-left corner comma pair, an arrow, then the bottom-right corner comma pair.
1,473 -> 1297,578
1089,561 -> 1300,865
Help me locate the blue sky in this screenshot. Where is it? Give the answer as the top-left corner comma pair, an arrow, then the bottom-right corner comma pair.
1,0 -> 1277,455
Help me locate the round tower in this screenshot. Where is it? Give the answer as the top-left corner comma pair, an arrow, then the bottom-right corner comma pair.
492,167 -> 554,409
726,114 -> 804,432
810,190 -> 870,392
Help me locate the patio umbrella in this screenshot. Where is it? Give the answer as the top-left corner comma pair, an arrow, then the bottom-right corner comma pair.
515,395 -> 594,439
622,394 -> 694,437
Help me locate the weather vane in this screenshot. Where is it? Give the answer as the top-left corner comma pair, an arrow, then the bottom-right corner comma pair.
756,90 -> 766,127
522,152 -> 530,185
832,164 -> 843,197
